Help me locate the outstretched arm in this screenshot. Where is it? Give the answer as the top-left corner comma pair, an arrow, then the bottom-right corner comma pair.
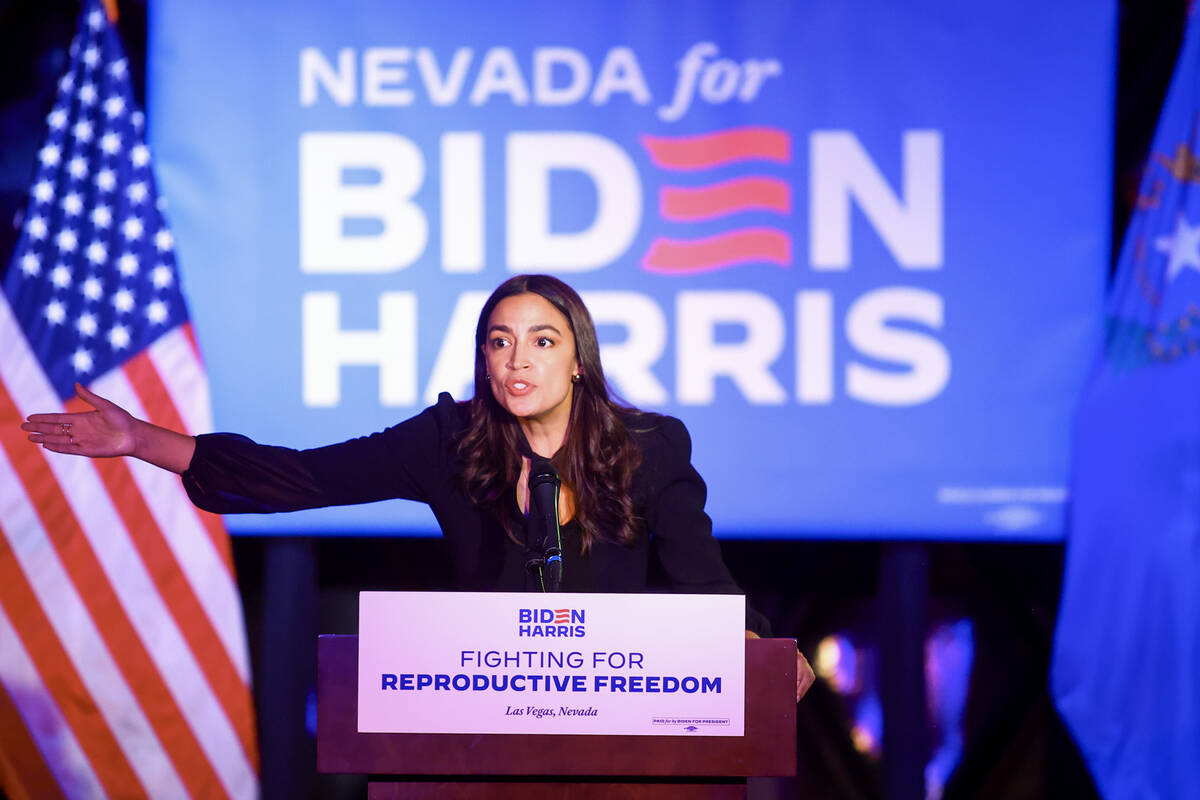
21,383 -> 195,474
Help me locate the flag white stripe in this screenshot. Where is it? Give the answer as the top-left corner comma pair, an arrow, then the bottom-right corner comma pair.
0,602 -> 106,800
0,441 -> 187,799
149,327 -> 214,434
96,368 -> 252,685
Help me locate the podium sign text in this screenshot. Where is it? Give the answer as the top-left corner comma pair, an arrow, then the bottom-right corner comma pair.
358,592 -> 745,736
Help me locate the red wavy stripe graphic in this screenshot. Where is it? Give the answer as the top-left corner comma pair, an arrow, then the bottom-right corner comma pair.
660,177 -> 791,221
640,127 -> 791,170
642,229 -> 792,273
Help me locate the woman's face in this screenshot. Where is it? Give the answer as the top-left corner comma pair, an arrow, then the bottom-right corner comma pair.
483,292 -> 580,429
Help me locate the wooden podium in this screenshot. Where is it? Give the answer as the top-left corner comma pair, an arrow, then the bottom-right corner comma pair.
317,634 -> 796,799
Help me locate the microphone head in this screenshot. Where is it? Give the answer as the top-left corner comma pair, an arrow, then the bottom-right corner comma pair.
529,456 -> 560,489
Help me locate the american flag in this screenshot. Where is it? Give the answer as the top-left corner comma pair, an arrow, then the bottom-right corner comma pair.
0,2 -> 258,798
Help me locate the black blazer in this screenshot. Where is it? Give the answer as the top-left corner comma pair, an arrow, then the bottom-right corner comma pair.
182,393 -> 768,633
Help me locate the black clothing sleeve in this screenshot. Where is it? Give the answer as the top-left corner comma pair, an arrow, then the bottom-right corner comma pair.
181,401 -> 451,514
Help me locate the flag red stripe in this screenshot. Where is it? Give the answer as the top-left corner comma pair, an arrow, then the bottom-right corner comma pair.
660,177 -> 792,221
640,127 -> 791,170
0,543 -> 143,799
124,350 -> 235,576
71,395 -> 258,770
641,229 -> 792,273
0,679 -> 65,800
0,387 -> 226,799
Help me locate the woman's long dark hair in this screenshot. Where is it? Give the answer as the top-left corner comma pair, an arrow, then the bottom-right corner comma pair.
456,275 -> 642,551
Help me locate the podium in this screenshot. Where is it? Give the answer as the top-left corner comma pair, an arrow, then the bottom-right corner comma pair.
317,634 -> 797,799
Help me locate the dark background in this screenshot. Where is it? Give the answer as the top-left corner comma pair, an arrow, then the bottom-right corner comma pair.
0,2 -> 1189,798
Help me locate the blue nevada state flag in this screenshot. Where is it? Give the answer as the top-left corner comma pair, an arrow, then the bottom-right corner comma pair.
1051,10 -> 1200,799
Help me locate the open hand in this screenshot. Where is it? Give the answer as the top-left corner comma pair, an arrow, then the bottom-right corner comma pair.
22,383 -> 137,458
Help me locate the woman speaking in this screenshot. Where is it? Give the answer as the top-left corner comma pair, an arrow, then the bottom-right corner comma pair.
23,274 -> 813,699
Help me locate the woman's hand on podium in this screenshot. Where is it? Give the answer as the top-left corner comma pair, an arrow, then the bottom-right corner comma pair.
796,649 -> 815,701
23,383 -> 196,473
747,630 -> 816,702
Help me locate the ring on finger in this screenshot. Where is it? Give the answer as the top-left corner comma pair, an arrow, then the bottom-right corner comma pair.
60,422 -> 72,435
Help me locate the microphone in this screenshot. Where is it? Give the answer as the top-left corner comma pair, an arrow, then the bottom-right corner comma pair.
527,456 -> 563,592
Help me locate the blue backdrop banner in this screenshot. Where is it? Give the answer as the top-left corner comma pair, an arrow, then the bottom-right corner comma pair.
147,1 -> 1113,537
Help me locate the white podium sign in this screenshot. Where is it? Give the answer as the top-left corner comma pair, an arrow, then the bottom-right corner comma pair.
357,592 -> 745,736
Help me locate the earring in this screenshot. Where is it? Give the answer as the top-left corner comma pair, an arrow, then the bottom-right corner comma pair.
486,374 -> 491,381
571,373 -> 581,383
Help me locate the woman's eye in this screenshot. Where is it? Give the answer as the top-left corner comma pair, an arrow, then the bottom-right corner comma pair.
491,337 -> 510,348
536,336 -> 553,347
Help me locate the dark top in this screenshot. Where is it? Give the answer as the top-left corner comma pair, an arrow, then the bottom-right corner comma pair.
181,393 -> 768,634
